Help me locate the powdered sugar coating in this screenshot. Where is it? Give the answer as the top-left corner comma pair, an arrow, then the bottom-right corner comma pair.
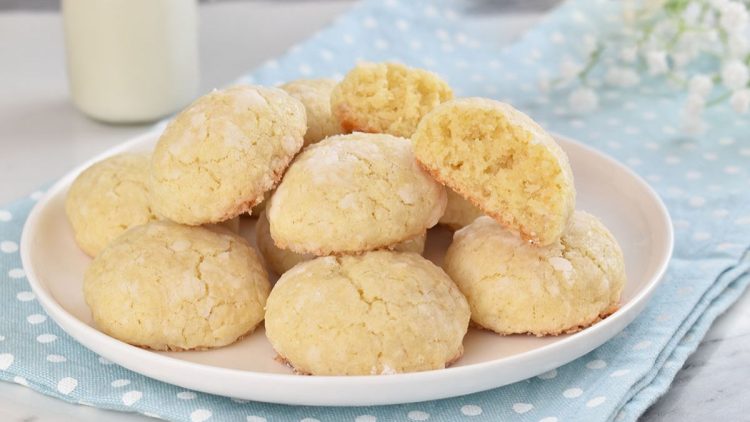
150,85 -> 306,225
444,212 -> 625,336
84,221 -> 270,351
280,78 -> 343,146
267,132 -> 446,255
256,211 -> 426,275
265,251 -> 469,375
65,153 -> 159,257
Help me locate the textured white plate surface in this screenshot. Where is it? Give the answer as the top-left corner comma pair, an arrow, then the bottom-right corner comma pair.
21,131 -> 672,406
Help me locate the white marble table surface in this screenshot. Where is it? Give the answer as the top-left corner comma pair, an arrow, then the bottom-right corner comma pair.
0,1 -> 748,421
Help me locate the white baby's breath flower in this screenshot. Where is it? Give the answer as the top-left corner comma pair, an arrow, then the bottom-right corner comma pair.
721,59 -> 750,91
545,0 -> 750,133
560,57 -> 583,82
671,51 -> 693,68
682,94 -> 707,134
568,87 -> 599,113
728,34 -> 750,58
688,75 -> 713,97
647,50 -> 669,75
622,0 -> 639,23
635,0 -> 668,19
619,46 -> 638,63
683,2 -> 702,25
605,66 -> 640,87
652,20 -> 678,41
620,69 -> 640,87
719,1 -> 749,34
709,0 -> 730,11
682,116 -> 707,134
582,34 -> 598,56
588,78 -> 603,88
700,29 -> 724,56
684,93 -> 706,117
652,18 -> 675,34
678,32 -> 702,55
604,67 -> 620,86
730,89 -> 750,113
668,70 -> 688,89
705,29 -> 721,44
702,11 -> 717,29
620,26 -> 639,40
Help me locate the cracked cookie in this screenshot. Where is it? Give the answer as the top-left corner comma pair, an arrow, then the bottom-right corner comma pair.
66,153 -> 159,257
443,212 -> 625,336
439,188 -> 485,230
280,78 -> 343,146
150,85 -> 306,225
267,132 -> 446,255
330,62 -> 453,137
84,221 -> 271,351
412,97 -> 575,246
264,251 -> 470,375
256,210 -> 425,275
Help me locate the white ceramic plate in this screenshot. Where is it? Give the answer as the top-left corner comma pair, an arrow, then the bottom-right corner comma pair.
21,131 -> 673,406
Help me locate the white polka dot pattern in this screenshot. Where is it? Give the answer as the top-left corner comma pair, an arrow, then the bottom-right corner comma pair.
563,388 -> 583,398
57,377 -> 78,395
407,410 -> 430,421
122,390 -> 143,406
0,353 -> 13,370
1,241 -> 18,253
111,379 -> 131,388
460,405 -> 482,416
0,0 -> 748,421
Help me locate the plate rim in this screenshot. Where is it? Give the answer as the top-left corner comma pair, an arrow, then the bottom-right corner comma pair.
20,130 -> 674,405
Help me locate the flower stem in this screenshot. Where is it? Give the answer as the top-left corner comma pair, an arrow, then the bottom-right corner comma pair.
667,18 -> 686,49
579,46 -> 604,83
707,91 -> 732,107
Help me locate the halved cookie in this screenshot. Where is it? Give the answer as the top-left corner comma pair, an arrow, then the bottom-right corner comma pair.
412,98 -> 575,246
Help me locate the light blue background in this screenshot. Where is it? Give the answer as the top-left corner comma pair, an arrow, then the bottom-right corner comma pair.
2,0 -> 749,421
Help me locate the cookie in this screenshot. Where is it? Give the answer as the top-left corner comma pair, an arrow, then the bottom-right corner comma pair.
84,221 -> 271,351
443,212 -> 625,336
440,189 -> 485,230
255,210 -> 313,275
265,251 -> 470,375
65,153 -> 158,257
256,210 -> 425,275
389,232 -> 426,254
330,62 -> 453,137
280,78 -> 343,145
267,132 -> 446,255
150,85 -> 306,225
412,98 -> 575,246
248,190 -> 272,218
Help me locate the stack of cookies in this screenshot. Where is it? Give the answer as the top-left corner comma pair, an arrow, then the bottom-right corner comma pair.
412,98 -> 626,336
67,61 -> 625,376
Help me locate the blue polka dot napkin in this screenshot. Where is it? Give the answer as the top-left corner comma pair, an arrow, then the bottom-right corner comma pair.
2,0 -> 749,421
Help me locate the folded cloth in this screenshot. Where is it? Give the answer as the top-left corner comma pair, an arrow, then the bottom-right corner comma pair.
2,0 -> 749,421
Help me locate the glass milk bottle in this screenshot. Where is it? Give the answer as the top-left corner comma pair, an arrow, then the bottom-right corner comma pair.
62,0 -> 199,123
